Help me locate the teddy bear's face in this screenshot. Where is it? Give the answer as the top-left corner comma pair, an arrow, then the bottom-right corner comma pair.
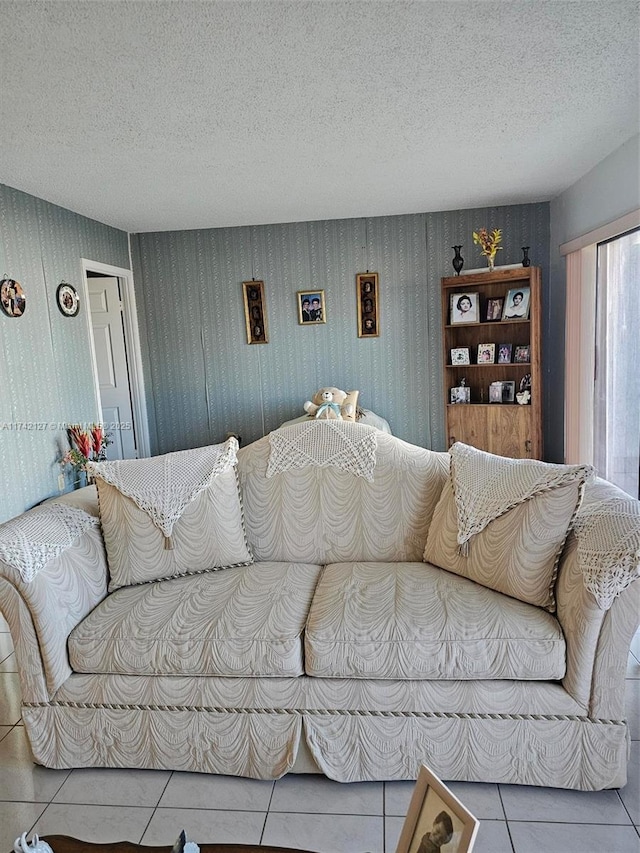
313,387 -> 347,405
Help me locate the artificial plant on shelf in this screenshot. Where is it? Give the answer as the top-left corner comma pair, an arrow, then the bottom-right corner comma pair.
60,424 -> 112,487
472,227 -> 503,271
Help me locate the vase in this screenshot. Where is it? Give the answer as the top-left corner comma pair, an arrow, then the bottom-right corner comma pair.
451,246 -> 464,276
521,246 -> 531,267
487,256 -> 495,272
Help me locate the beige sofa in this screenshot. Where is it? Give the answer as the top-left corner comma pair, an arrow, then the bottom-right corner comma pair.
0,422 -> 638,791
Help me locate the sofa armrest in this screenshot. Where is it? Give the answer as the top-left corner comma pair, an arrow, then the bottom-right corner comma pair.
0,526 -> 108,698
556,477 -> 640,717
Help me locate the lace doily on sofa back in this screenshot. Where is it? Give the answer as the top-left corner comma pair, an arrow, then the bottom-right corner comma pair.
267,421 -> 378,481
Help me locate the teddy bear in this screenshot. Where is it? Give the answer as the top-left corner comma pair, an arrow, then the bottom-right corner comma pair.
304,387 -> 355,420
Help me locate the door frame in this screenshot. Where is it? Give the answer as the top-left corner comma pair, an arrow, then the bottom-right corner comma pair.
80,257 -> 151,459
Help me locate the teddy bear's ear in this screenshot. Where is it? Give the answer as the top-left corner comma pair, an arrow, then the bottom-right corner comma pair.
343,390 -> 359,421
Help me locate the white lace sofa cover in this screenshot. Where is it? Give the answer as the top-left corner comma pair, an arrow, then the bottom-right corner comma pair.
0,427 -> 638,792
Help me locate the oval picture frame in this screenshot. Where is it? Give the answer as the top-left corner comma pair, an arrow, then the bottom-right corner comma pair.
0,277 -> 26,317
56,282 -> 80,317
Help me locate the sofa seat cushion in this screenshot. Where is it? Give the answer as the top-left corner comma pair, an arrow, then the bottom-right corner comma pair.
69,562 -> 322,677
305,562 -> 566,680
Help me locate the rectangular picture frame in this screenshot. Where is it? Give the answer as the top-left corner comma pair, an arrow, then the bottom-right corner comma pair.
451,346 -> 470,365
297,289 -> 326,325
497,343 -> 512,364
502,286 -> 531,320
489,381 -> 504,403
395,764 -> 479,853
450,291 -> 479,325
477,342 -> 495,364
502,380 -> 516,403
514,344 -> 531,363
356,272 -> 379,337
242,280 -> 268,344
450,385 -> 471,404
486,297 -> 504,321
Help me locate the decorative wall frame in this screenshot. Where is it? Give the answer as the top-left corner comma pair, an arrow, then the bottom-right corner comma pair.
396,764 -> 479,853
356,272 -> 379,337
242,280 -> 268,344
56,281 -> 80,317
0,277 -> 26,317
297,290 -> 326,324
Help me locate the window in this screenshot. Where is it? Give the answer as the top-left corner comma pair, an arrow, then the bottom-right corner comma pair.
594,229 -> 640,497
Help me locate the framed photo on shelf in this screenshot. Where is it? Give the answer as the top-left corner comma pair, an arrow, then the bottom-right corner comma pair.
356,272 -> 379,337
514,344 -> 530,363
450,385 -> 471,404
477,342 -> 495,364
486,297 -> 504,321
297,290 -> 326,325
450,292 -> 479,325
242,280 -> 268,344
451,346 -> 470,365
497,343 -> 512,364
395,764 -> 479,853
502,287 -> 531,320
489,381 -> 504,403
502,380 -> 516,402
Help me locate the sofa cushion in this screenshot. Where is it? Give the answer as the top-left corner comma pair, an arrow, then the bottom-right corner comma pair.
93,440 -> 253,591
69,562 -> 322,677
305,562 -> 566,680
423,444 -> 592,611
238,428 -> 449,563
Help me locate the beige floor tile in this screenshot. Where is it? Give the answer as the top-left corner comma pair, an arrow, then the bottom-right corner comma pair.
0,726 -> 70,802
142,807 -> 265,846
271,773 -> 383,815
384,780 -> 416,816
509,821 -> 640,853
32,803 -> 154,844
263,811 -> 383,853
500,784 -> 631,824
53,766 -> 172,807
0,802 -> 48,853
160,772 -> 273,811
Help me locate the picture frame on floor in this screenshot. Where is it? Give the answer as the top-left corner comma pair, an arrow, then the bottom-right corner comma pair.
356,272 -> 379,337
395,764 -> 480,853
242,280 -> 269,344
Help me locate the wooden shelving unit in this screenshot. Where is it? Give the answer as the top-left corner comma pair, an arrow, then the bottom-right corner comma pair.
441,266 -> 542,459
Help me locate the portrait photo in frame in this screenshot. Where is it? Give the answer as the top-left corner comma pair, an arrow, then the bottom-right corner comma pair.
450,347 -> 470,366
395,764 -> 479,853
476,342 -> 495,364
242,280 -> 269,344
0,277 -> 26,317
356,272 -> 379,337
56,281 -> 80,317
502,286 -> 531,320
449,292 -> 479,325
297,289 -> 326,325
486,297 -> 504,321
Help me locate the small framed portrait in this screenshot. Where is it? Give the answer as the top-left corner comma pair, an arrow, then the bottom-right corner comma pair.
497,343 -> 512,364
298,289 -> 326,325
450,292 -> 479,325
56,282 -> 80,317
450,347 -> 470,366
356,272 -> 379,337
514,344 -> 530,363
477,343 -> 495,364
502,380 -> 516,403
395,764 -> 479,853
0,277 -> 26,317
486,297 -> 504,321
502,286 -> 531,320
242,280 -> 269,344
489,381 -> 504,403
450,385 -> 471,404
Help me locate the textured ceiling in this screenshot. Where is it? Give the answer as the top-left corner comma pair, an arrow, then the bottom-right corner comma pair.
1,0 -> 638,233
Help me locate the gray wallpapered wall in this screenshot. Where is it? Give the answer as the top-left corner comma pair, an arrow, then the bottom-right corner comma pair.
0,184 -> 129,522
131,202 -> 550,456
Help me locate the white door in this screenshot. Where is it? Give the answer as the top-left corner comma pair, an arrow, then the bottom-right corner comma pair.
87,276 -> 137,460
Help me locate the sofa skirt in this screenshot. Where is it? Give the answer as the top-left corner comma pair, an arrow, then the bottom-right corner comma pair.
21,673 -> 629,790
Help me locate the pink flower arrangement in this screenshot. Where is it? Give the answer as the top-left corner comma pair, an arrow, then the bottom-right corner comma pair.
61,424 -> 111,477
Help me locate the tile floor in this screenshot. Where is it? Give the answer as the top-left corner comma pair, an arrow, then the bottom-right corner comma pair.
0,615 -> 638,853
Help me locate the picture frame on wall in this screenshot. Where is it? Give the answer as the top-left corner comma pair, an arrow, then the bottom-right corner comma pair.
395,764 -> 479,853
450,292 -> 479,325
242,280 -> 269,344
297,290 -> 326,324
56,281 -> 80,317
356,272 -> 379,337
0,277 -> 26,317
